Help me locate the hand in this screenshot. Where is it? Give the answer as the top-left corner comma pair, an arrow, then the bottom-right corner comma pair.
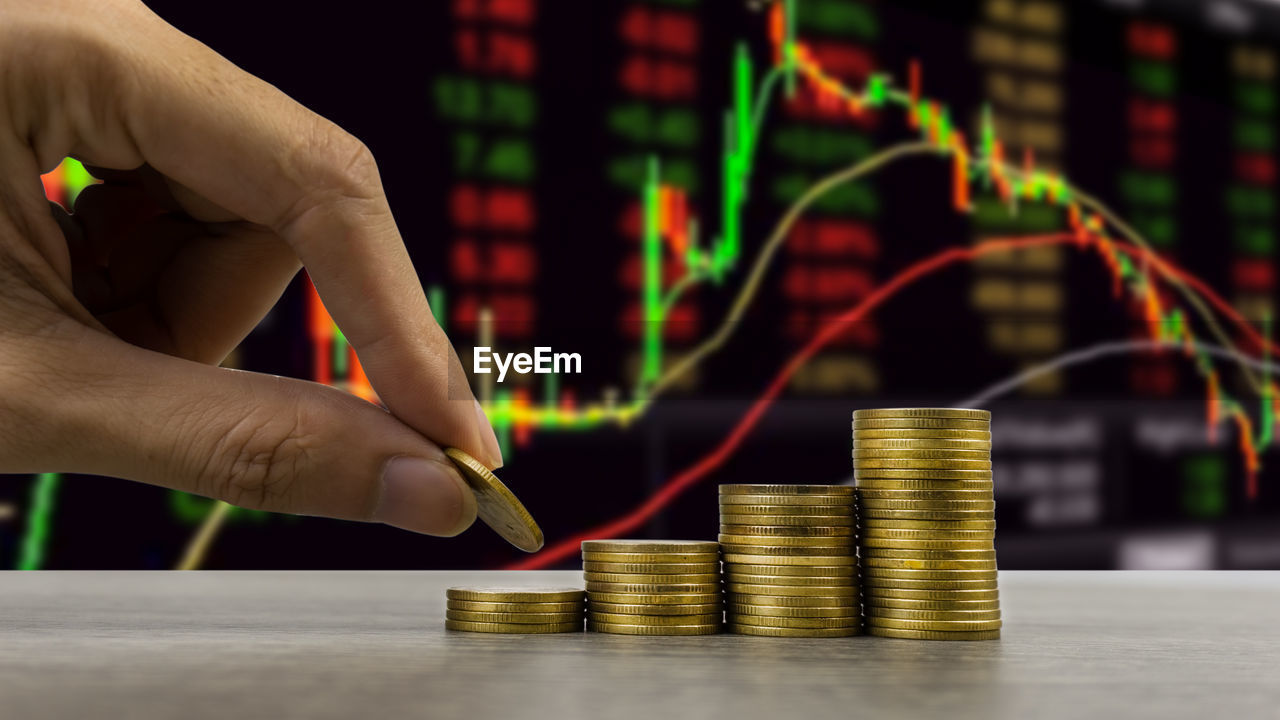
0,0 -> 503,536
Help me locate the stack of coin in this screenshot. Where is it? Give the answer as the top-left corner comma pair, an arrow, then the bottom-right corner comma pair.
581,540 -> 722,635
719,484 -> 861,638
445,587 -> 585,633
852,408 -> 1001,641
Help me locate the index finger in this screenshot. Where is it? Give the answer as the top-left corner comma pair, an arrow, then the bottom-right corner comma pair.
80,5 -> 503,468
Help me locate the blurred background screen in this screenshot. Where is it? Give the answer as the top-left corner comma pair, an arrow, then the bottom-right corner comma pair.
14,0 -> 1280,569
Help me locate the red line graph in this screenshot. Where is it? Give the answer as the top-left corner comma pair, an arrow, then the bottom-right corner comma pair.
1108,240 -> 1274,356
508,231 -> 1268,570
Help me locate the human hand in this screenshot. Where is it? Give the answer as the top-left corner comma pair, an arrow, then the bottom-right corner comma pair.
0,0 -> 502,536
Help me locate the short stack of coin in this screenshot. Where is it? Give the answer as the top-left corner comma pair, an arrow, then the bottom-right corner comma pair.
581,540 -> 722,635
719,484 -> 861,638
852,408 -> 1001,641
445,587 -> 585,633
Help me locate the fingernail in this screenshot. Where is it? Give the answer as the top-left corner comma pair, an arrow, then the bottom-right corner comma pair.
474,399 -> 505,469
375,456 -> 477,536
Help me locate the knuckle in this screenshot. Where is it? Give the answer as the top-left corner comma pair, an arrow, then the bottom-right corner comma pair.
273,120 -> 383,237
328,132 -> 381,197
199,396 -> 314,513
300,121 -> 380,200
3,4 -> 142,160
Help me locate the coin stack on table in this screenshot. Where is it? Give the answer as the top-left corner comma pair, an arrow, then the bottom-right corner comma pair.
852,408 -> 1001,641
719,484 -> 861,638
445,587 -> 586,633
581,540 -> 723,635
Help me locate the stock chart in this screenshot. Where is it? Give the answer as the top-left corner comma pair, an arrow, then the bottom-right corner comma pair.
13,0 -> 1280,569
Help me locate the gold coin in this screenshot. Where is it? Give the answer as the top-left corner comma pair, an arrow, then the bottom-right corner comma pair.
853,458 -> 992,470
860,509 -> 995,521
727,603 -> 860,618
859,529 -> 993,542
860,563 -> 998,573
861,557 -> 997,571
853,448 -> 989,460
444,448 -> 544,552
719,484 -> 855,496
718,534 -> 853,547
446,610 -> 583,624
855,504 -> 993,515
863,596 -> 1001,611
859,547 -> 996,560
729,623 -> 860,638
869,588 -> 1000,601
586,591 -> 723,605
866,617 -> 1002,632
853,408 -> 990,420
581,561 -> 719,574
858,518 -> 996,531
582,551 -> 719,564
729,593 -> 858,608
588,621 -> 720,636
445,619 -> 581,634
853,429 -> 990,440
585,581 -> 720,594
581,540 -> 718,554
860,566 -> 998,576
859,499 -> 994,512
716,504 -> 856,516
853,478 -> 991,491
719,543 -> 855,557
862,574 -> 996,587
856,488 -> 992,501
858,538 -> 995,552
722,562 -> 857,577
587,601 -> 722,616
719,535 -> 857,549
583,572 -> 720,585
866,607 -> 1002,622
725,583 -> 858,597
853,418 -> 989,431
448,600 -> 584,613
719,494 -> 853,507
863,578 -> 997,591
723,573 -> 858,587
857,493 -> 993,505
862,568 -> 998,581
860,534 -> 994,548
727,614 -> 860,629
722,552 -> 857,566
867,626 -> 1000,641
587,612 -> 722,626
855,438 -> 991,451
860,538 -> 993,551
446,587 -> 584,603
720,513 -> 856,527
718,524 -> 855,537
854,468 -> 993,481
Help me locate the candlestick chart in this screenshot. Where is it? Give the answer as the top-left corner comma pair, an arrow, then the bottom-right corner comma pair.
10,0 -> 1280,570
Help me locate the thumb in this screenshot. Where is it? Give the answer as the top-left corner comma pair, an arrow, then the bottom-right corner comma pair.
14,322 -> 478,536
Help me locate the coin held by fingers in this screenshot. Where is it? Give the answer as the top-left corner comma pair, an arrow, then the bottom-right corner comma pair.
444,447 -> 544,552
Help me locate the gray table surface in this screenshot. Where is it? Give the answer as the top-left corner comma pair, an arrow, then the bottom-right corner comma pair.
0,571 -> 1276,720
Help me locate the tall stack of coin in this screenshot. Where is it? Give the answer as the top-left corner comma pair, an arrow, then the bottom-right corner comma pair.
581,540 -> 722,635
852,408 -> 1001,641
445,587 -> 585,633
719,485 -> 861,638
